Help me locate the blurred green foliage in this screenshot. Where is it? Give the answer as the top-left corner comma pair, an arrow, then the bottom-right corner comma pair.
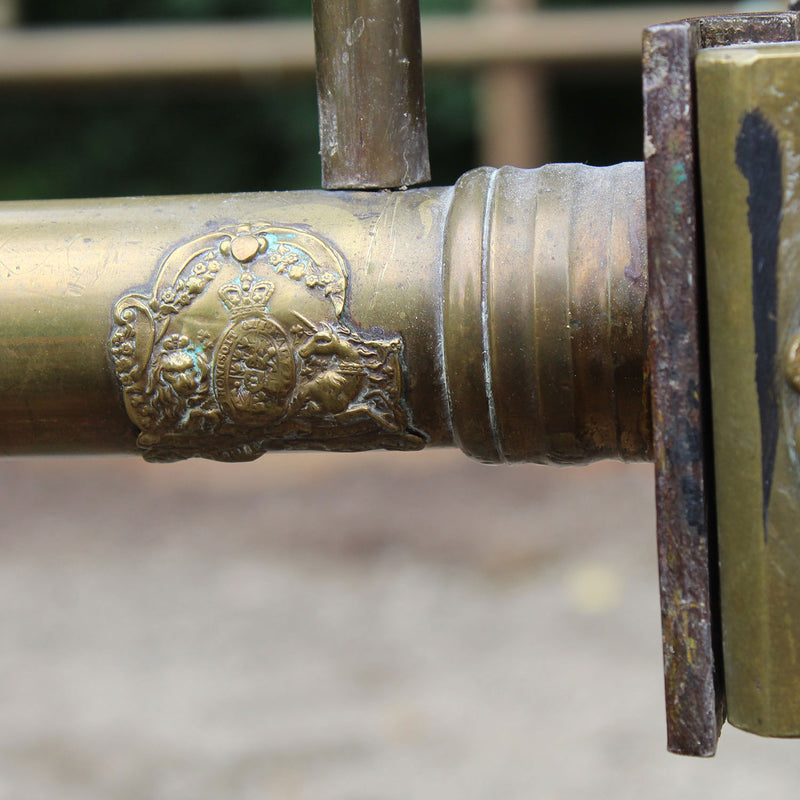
0,0 -> 683,199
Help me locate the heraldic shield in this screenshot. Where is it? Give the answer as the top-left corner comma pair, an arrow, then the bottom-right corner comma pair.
109,223 -> 424,462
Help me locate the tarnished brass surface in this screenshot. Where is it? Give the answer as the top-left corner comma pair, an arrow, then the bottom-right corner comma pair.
312,0 -> 430,190
0,164 -> 649,462
698,41 -> 800,736
0,189 -> 450,457
444,163 -> 650,463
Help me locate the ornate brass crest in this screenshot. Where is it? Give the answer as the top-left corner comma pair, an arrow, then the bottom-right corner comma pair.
109,223 -> 423,461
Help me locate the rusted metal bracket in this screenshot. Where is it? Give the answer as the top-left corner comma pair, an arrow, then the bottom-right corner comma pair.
644,10 -> 800,757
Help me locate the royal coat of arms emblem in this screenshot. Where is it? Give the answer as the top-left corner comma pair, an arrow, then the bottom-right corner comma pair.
109,223 -> 424,461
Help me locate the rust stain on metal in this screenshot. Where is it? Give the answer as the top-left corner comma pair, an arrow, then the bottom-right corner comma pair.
644,11 -> 800,756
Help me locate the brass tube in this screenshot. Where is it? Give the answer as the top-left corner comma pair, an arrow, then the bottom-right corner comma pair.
0,163 -> 649,463
312,0 -> 430,189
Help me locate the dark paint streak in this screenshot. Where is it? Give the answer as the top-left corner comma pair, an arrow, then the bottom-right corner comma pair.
735,110 -> 782,539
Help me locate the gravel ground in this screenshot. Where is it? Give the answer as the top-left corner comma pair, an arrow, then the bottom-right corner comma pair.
0,450 -> 798,799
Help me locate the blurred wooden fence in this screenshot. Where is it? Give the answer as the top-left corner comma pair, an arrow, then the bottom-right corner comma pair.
0,4 -> 741,169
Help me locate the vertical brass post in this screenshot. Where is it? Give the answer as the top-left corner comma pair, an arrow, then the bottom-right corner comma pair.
312,0 -> 430,189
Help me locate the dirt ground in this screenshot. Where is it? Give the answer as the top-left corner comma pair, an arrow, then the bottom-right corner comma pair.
0,450 -> 798,799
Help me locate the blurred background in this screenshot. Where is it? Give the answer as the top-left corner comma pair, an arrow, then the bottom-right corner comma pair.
0,0 -> 750,199
2,1 -> 800,798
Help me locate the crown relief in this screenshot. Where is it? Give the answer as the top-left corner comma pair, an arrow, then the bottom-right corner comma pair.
218,271 -> 275,319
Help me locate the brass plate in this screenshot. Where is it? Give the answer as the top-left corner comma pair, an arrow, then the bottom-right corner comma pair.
699,41 -> 800,735
110,223 -> 424,461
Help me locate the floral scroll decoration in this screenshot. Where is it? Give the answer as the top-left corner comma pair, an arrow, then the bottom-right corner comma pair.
109,223 -> 424,462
